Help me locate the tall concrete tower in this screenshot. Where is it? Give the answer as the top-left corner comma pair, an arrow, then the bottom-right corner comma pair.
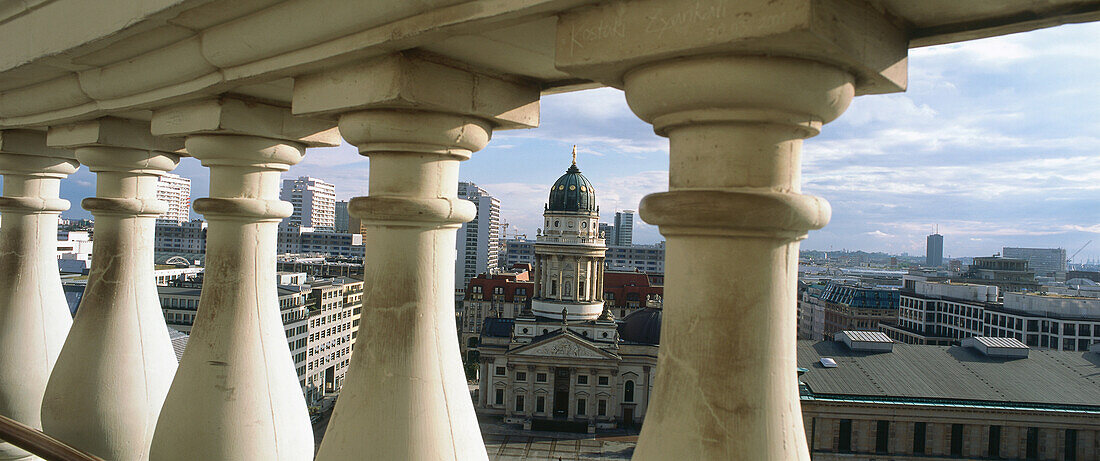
532,148 -> 607,321
279,176 -> 336,230
926,233 -> 944,267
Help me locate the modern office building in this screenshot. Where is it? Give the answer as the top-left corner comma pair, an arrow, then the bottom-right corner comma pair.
597,222 -> 616,246
157,273 -> 361,406
154,219 -> 207,254
277,226 -> 364,258
158,276 -> 311,391
56,230 -> 94,274
303,276 -> 363,406
155,173 -> 191,224
798,336 -> 1099,461
502,238 -> 536,268
613,210 -> 634,246
1003,247 -> 1067,277
276,254 -> 364,279
926,233 -> 943,267
957,256 -> 1041,293
455,182 -> 501,298
334,200 -> 350,233
883,277 -> 1100,351
280,176 -> 337,230
604,243 -> 664,274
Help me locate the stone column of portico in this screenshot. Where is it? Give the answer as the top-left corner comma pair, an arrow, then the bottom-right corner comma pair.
0,131 -> 76,461
147,97 -> 339,460
556,0 -> 907,458
292,52 -> 538,460
41,118 -> 182,460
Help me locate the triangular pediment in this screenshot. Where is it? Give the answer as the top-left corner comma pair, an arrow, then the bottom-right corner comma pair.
511,332 -> 619,360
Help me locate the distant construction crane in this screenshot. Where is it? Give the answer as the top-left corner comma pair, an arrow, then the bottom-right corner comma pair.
1068,240 -> 1092,268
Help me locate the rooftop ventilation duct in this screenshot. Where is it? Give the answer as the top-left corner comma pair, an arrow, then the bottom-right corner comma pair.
962,336 -> 1029,358
836,330 -> 893,352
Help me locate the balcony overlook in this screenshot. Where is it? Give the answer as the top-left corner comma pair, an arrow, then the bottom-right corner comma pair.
2,1 -> 1100,460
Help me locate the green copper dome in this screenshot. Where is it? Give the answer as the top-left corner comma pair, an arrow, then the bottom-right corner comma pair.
547,162 -> 597,214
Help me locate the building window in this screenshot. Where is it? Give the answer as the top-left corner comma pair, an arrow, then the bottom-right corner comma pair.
913,422 -> 927,454
536,395 -> 545,413
837,419 -> 852,453
598,376 -> 609,386
875,420 -> 889,454
1026,427 -> 1039,460
1065,429 -> 1077,461
514,395 -> 525,413
576,398 -> 586,416
495,366 -> 506,376
598,399 -> 607,416
495,389 -> 504,405
516,371 -> 527,382
536,372 -> 547,383
988,425 -> 1001,458
950,424 -> 964,456
624,380 -> 635,402
577,375 -> 588,385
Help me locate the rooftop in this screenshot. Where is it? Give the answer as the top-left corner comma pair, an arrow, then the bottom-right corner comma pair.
797,340 -> 1100,411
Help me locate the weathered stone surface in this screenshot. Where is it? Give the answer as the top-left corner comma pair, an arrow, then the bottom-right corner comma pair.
314,108 -> 491,461
40,120 -> 182,460
556,0 -> 907,95
620,56 -> 855,460
149,133 -> 312,461
0,131 -> 77,461
151,97 -> 340,147
47,117 -> 183,152
293,52 -> 540,130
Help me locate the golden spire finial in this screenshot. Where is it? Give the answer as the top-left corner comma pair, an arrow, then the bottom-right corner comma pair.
571,145 -> 577,165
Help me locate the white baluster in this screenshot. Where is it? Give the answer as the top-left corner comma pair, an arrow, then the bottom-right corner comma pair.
0,130 -> 77,461
291,52 -> 539,460
148,98 -> 338,460
552,1 -> 907,457
41,118 -> 182,460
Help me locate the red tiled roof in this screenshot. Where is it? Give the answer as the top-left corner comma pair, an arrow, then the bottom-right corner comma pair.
603,271 -> 662,307
465,273 -> 534,302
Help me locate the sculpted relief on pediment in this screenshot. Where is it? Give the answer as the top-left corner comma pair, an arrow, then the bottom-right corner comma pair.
516,338 -> 608,359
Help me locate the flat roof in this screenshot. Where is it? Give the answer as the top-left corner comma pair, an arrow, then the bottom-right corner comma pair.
797,340 -> 1100,410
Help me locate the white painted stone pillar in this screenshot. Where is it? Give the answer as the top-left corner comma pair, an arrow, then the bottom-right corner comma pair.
555,1 -> 907,457
147,98 -> 339,460
41,118 -> 182,460
292,52 -> 538,461
0,131 -> 76,461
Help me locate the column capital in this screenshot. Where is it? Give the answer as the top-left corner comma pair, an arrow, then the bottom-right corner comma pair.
292,52 -> 540,130
47,117 -> 183,153
555,0 -> 907,95
151,97 -> 339,147
0,129 -> 75,160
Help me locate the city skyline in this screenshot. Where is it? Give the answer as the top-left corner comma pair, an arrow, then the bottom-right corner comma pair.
31,22 -> 1100,261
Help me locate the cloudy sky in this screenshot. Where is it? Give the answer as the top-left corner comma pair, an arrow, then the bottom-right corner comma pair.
51,22 -> 1100,262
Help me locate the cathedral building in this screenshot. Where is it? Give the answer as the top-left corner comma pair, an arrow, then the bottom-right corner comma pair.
476,151 -> 662,431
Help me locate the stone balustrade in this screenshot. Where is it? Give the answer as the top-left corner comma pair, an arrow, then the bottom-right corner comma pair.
0,0 -> 1092,460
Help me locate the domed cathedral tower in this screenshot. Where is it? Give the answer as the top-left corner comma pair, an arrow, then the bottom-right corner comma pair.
532,146 -> 607,321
